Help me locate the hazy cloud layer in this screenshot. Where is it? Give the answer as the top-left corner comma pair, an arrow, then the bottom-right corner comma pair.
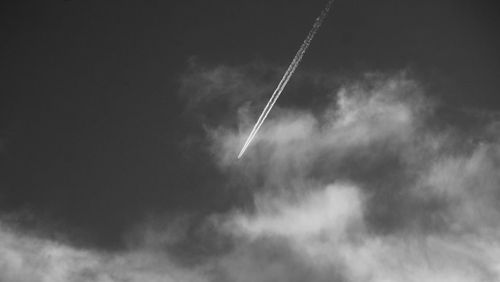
1,64 -> 500,281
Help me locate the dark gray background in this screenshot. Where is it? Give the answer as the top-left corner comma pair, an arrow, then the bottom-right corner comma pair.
0,0 -> 499,249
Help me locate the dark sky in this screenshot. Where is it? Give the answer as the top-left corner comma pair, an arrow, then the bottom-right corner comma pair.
1,0 -> 499,249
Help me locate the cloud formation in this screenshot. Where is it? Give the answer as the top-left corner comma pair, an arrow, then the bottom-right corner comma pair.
207,68 -> 500,281
0,222 -> 209,282
1,64 -> 500,282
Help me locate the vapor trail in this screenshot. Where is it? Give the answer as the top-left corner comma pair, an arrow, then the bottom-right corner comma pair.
238,0 -> 335,159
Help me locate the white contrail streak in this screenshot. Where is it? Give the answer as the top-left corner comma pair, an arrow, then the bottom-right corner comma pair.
238,0 -> 335,159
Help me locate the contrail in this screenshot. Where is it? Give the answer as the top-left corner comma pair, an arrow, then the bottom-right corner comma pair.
238,0 -> 335,159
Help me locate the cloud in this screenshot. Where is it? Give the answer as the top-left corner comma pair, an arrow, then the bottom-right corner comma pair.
209,72 -> 428,193
178,60 -> 282,129
2,63 -> 500,282
227,183 -> 364,242
0,222 -> 209,282
203,67 -> 500,281
417,143 -> 500,233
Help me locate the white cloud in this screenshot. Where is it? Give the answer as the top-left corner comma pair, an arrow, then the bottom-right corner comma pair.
211,73 -> 421,172
206,69 -> 500,282
0,223 -> 209,282
228,183 -> 364,242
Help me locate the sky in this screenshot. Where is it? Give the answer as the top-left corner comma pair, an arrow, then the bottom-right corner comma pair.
1,0 -> 500,281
